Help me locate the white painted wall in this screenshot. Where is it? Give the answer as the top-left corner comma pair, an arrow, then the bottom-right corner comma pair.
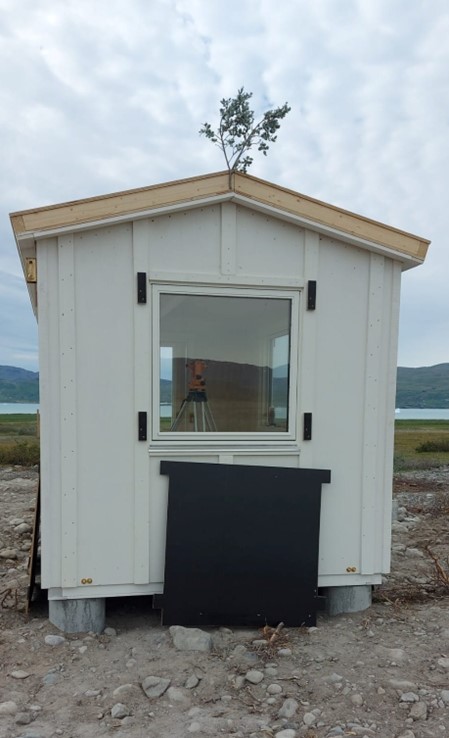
37,200 -> 400,599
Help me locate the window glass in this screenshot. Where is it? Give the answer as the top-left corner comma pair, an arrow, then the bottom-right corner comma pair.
159,293 -> 291,433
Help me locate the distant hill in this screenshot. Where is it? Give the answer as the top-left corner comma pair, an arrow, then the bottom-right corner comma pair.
0,366 -> 39,403
396,363 -> 449,408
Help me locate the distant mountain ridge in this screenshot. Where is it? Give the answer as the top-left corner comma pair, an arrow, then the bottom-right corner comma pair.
1,363 -> 448,408
0,366 -> 39,403
396,363 -> 449,409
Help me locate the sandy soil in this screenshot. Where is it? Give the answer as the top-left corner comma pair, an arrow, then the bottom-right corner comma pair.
1,465 -> 449,738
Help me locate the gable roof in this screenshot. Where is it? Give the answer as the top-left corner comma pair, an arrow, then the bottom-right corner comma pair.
11,169 -> 429,271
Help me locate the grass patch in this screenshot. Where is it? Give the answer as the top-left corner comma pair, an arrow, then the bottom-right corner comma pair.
0,413 -> 39,466
394,419 -> 449,471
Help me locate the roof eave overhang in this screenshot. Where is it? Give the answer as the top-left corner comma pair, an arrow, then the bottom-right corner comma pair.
14,189 -> 425,271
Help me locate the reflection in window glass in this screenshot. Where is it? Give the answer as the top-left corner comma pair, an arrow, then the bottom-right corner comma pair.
159,294 -> 291,433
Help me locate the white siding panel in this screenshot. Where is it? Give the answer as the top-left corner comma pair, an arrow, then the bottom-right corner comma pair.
74,224 -> 135,586
236,207 -> 304,279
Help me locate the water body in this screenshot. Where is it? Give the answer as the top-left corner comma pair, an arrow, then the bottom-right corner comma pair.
0,403 -> 39,414
395,408 -> 449,420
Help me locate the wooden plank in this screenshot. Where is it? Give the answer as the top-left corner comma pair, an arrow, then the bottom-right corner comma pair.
234,175 -> 430,259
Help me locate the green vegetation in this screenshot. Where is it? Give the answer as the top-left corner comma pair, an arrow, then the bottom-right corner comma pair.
394,419 -> 449,471
0,413 -> 40,465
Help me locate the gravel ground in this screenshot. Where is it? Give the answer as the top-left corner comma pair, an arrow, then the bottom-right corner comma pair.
1,465 -> 449,738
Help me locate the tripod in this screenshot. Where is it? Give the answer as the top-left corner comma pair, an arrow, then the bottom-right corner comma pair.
170,359 -> 217,432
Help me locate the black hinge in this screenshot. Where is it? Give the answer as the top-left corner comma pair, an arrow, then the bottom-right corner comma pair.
303,412 -> 312,441
137,272 -> 147,304
307,280 -> 317,310
138,412 -> 147,441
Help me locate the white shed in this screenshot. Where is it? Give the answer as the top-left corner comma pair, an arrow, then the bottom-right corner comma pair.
11,171 -> 429,631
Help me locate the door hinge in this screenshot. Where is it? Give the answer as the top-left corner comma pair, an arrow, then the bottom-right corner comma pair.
307,280 -> 317,310
138,412 -> 147,441
303,412 -> 312,440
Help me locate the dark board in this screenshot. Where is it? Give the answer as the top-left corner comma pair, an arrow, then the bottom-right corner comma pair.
158,461 -> 331,627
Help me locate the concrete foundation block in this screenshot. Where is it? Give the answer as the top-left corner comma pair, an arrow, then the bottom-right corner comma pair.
325,585 -> 372,616
49,598 -> 106,634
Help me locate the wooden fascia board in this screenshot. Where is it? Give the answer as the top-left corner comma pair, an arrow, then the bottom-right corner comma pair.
10,171 -> 231,236
233,174 -> 430,262
10,169 -> 430,264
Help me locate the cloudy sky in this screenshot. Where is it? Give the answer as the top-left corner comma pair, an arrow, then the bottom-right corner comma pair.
0,0 -> 447,372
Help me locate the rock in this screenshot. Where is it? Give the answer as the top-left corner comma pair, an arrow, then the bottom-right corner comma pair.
0,548 -> 18,559
10,670 -> 30,679
14,523 -> 32,534
303,711 -> 317,725
438,657 -> 449,669
275,730 -> 297,738
278,697 -> 299,718
323,672 -> 344,683
409,700 -> 428,720
104,627 -> 117,636
440,689 -> 449,704
0,701 -> 18,715
188,722 -> 202,733
267,683 -> 282,695
111,703 -> 130,719
166,686 -> 190,704
15,711 -> 34,725
169,625 -> 212,652
42,672 -> 60,685
396,731 -> 416,738
375,646 -> 406,663
44,634 -> 66,646
84,689 -> 101,697
278,647 -> 292,656
245,669 -> 264,684
350,693 -> 364,706
185,675 -> 200,689
400,692 -> 420,703
387,679 -> 417,691
405,547 -> 424,558
141,675 -> 171,698
112,684 -> 140,698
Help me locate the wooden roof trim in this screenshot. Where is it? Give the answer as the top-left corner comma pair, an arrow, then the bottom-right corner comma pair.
10,170 -> 430,261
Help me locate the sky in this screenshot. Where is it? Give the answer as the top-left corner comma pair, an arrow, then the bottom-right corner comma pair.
0,0 -> 448,372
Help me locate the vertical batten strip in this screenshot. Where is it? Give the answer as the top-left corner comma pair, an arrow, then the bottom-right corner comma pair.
298,230 -> 319,468
58,233 -> 78,587
220,202 -> 237,275
360,253 -> 385,574
133,219 -> 151,584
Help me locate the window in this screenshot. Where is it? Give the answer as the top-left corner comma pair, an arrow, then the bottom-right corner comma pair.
154,286 -> 298,438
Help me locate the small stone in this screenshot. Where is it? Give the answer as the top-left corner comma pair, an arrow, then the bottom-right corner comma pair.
245,669 -> 264,684
323,672 -> 344,683
142,675 -> 171,698
15,711 -> 34,725
278,697 -> 299,718
111,702 -> 130,719
185,675 -> 200,689
42,672 -> 59,685
188,722 -> 202,733
85,689 -> 101,697
0,548 -> 18,559
441,689 -> 449,704
400,692 -> 420,703
396,731 -> 416,738
267,683 -> 282,695
14,522 -> 32,534
409,701 -> 428,720
113,684 -> 140,698
275,730 -> 297,738
265,666 -> 278,677
104,627 -> 117,636
350,693 -> 364,706
278,647 -> 292,657
169,625 -> 212,652
11,669 -> 30,679
303,711 -> 317,725
252,639 -> 269,647
79,645 -> 88,654
387,679 -> 417,691
0,701 -> 18,715
44,634 -> 66,646
438,658 -> 449,670
166,686 -> 190,704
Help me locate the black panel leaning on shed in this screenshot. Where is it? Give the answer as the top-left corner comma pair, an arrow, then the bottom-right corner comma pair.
157,461 -> 331,627
138,412 -> 147,441
307,280 -> 317,310
137,272 -> 147,304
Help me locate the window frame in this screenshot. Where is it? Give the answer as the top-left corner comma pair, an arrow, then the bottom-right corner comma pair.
151,283 -> 300,444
